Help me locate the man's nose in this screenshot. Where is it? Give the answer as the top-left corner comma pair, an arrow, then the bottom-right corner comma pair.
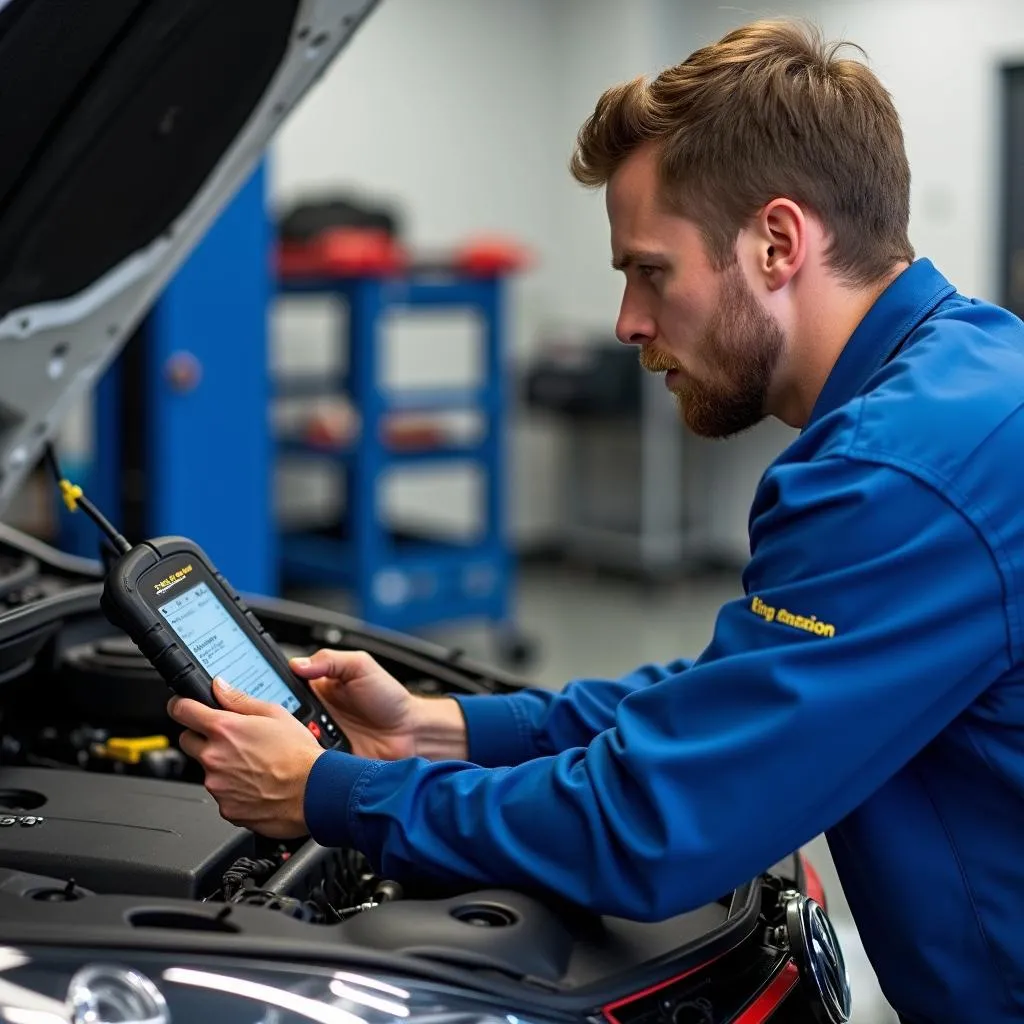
615,292 -> 655,346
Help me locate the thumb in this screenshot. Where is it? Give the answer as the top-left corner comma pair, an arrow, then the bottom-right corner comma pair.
288,654 -> 320,678
308,674 -> 339,701
308,675 -> 356,716
212,677 -> 282,717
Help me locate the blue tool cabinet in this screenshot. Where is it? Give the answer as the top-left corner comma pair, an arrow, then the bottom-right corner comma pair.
276,270 -> 527,655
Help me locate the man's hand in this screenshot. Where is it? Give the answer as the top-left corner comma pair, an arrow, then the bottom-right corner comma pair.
168,678 -> 323,839
290,649 -> 468,762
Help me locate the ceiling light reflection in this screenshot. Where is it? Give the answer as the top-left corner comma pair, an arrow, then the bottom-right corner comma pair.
163,968 -> 367,1024
2,1011 -> 68,1024
0,950 -> 29,975
328,980 -> 409,1017
331,975 -> 410,1001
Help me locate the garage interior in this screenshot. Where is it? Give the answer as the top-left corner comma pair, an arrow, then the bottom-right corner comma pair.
0,1 -> 1021,1022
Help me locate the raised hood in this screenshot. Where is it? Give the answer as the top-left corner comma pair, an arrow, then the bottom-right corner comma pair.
0,0 -> 379,512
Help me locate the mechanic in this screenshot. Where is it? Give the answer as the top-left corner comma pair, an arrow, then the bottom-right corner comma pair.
169,19 -> 1024,1023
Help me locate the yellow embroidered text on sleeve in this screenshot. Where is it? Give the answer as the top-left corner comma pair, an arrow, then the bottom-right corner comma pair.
750,596 -> 836,638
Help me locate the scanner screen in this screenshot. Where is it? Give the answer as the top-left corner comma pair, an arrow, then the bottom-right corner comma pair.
158,581 -> 300,713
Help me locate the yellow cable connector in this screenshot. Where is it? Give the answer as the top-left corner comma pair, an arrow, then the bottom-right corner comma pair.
95,735 -> 170,765
59,479 -> 83,513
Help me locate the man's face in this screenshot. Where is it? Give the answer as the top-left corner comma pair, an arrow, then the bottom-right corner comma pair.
607,145 -> 786,438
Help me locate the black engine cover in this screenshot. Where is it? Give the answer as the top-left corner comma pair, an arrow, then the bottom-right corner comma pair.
0,767 -> 252,897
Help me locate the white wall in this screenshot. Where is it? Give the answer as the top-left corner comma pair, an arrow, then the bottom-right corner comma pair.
549,0 -> 664,332
274,0 -> 561,261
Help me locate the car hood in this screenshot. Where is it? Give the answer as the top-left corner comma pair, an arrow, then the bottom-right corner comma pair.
0,0 -> 378,513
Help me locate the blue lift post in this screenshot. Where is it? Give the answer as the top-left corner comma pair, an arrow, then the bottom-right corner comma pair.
58,165 -> 274,597
276,271 -> 520,645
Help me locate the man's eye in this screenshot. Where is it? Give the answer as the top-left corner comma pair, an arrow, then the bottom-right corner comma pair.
638,265 -> 659,279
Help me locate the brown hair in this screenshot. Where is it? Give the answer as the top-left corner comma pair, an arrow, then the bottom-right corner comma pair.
570,19 -> 914,286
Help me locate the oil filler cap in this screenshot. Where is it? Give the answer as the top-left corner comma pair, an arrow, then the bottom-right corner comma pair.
450,902 -> 518,928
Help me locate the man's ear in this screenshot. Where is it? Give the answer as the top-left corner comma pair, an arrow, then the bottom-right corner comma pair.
750,198 -> 806,291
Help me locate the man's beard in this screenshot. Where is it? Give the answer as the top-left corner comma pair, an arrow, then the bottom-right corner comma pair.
640,266 -> 785,439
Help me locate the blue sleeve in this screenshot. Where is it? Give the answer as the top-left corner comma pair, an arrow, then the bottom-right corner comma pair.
450,657 -> 694,766
304,456 -> 1012,920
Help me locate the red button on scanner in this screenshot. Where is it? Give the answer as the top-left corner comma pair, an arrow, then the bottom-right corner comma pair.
307,720 -> 322,740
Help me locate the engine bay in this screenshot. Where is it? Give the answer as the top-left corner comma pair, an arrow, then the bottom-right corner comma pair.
0,525 -> 803,1009
0,531 -> 486,912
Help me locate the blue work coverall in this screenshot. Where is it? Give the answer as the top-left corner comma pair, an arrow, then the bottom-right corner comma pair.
305,259 -> 1024,1022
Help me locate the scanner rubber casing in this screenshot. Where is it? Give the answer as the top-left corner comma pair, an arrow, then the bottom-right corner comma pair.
100,536 -> 346,750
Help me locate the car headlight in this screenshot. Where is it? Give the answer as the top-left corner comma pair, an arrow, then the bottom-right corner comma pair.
0,948 -> 562,1024
67,965 -> 169,1024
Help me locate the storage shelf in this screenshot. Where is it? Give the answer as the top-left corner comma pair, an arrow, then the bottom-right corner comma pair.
281,532 -> 500,577
274,376 -> 490,414
279,274 -> 500,310
274,270 -> 520,644
277,438 -> 489,466
385,386 -> 491,413
274,373 -> 347,398
280,532 -> 508,632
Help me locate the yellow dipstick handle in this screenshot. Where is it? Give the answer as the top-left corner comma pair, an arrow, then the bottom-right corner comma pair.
59,479 -> 82,512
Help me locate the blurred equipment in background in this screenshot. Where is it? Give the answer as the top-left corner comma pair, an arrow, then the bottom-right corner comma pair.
280,192 -> 403,241
525,336 -> 704,581
526,339 -> 641,418
278,192 -> 407,278
273,191 -> 535,667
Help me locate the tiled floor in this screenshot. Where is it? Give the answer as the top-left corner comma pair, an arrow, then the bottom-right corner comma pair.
304,560 -> 900,1022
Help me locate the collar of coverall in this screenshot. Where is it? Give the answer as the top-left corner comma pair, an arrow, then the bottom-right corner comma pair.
804,257 -> 956,432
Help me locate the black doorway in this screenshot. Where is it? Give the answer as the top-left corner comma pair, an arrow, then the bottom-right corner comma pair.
1001,64 -> 1024,318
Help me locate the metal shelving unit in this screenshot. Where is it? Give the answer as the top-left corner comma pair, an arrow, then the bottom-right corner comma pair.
275,270 -> 530,659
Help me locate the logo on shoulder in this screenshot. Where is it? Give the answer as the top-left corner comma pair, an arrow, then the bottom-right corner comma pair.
751,596 -> 836,638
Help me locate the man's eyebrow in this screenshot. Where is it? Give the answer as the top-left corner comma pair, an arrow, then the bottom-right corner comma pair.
611,250 -> 664,271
